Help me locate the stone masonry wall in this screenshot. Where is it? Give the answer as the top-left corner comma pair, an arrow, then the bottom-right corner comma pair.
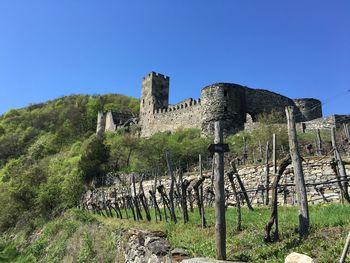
142,101 -> 202,136
138,72 -> 326,137
236,157 -> 349,205
297,115 -> 350,132
83,156 -> 350,209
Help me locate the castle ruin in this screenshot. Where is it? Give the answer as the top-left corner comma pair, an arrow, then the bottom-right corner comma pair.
97,72 -> 350,137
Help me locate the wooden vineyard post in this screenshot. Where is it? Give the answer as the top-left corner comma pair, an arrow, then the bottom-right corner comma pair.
286,106 -> 309,238
331,127 -> 350,203
340,231 -> 350,263
316,129 -> 322,155
243,136 -> 247,165
165,151 -> 178,223
230,162 -> 254,211
343,123 -> 350,140
132,174 -> 143,220
199,154 -> 206,228
153,169 -> 158,222
209,121 -> 227,260
259,140 -> 263,161
139,174 -> 151,221
272,134 -> 277,176
265,140 -> 270,205
281,145 -> 286,155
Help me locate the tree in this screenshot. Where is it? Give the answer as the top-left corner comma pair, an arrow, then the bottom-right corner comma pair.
79,135 -> 110,185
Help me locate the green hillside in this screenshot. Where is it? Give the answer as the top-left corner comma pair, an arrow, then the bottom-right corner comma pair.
0,93 -> 210,233
0,94 -> 138,231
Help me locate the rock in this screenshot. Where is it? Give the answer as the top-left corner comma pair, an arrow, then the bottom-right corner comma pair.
181,258 -> 243,263
285,252 -> 314,263
144,236 -> 161,246
171,247 -> 189,257
125,230 -> 172,263
322,168 -> 334,176
147,239 -> 171,256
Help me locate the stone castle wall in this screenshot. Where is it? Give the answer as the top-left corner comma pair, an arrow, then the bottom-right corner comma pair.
97,72 -> 334,137
138,72 -> 324,137
293,98 -> 323,122
140,99 -> 202,137
245,88 -> 296,120
298,115 -> 350,132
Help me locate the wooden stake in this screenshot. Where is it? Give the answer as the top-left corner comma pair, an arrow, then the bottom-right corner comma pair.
227,161 -> 242,232
316,129 -> 322,155
331,127 -> 350,203
286,106 -> 309,238
214,121 -> 226,260
265,140 -> 270,205
199,154 -> 206,228
273,134 -> 277,176
259,140 -> 263,161
343,123 -> 350,140
165,151 -> 178,223
340,231 -> 350,263
231,162 -> 254,211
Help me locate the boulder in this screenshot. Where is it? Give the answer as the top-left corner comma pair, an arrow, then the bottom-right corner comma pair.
181,258 -> 243,263
285,252 -> 314,263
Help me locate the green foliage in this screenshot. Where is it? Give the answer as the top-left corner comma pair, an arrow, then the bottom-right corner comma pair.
0,93 -> 139,231
227,124 -> 289,160
106,128 -> 211,172
77,233 -> 96,263
0,125 -> 5,137
256,110 -> 285,124
79,135 -> 110,184
0,209 -> 119,262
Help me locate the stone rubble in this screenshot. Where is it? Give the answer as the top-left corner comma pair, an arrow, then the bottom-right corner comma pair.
125,229 -> 189,263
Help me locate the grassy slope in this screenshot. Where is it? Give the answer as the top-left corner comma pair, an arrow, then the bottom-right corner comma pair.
1,204 -> 349,263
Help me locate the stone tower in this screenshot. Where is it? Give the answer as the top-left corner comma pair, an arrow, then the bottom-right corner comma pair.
96,111 -> 106,136
139,72 -> 170,136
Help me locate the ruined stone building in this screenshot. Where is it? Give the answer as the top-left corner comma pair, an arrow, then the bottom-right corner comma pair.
97,72 -> 350,137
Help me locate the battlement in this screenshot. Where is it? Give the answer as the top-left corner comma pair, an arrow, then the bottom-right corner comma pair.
153,98 -> 201,114
142,71 -> 170,82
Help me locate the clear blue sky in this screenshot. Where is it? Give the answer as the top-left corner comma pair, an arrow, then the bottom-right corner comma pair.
1,0 -> 349,116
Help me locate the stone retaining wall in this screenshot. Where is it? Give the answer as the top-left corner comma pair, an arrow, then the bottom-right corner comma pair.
83,156 -> 350,209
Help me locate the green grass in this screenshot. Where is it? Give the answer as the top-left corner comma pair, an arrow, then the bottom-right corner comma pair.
99,204 -> 350,262
1,204 -> 349,262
